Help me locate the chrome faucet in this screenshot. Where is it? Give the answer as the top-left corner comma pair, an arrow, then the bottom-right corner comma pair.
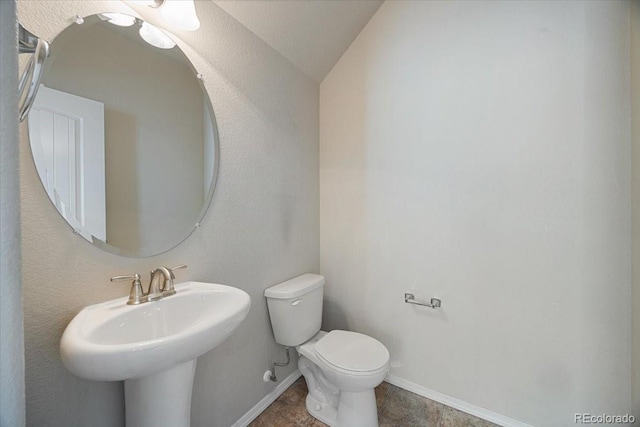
111,264 -> 187,305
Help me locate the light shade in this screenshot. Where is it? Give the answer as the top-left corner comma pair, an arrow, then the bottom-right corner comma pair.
100,13 -> 136,27
159,0 -> 200,31
138,22 -> 176,49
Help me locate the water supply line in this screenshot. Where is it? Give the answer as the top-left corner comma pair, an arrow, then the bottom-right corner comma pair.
268,347 -> 290,382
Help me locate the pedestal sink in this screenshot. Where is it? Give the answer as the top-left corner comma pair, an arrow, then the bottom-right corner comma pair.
60,281 -> 251,427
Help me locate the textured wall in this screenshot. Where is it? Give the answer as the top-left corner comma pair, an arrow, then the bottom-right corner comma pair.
0,1 -> 25,426
320,1 -> 632,425
18,1 -> 319,426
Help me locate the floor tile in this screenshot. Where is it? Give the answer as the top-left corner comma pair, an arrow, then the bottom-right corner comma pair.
304,419 -> 330,427
251,378 -> 499,427
273,393 -> 311,425
279,377 -> 308,406
375,381 -> 391,408
439,406 -> 499,427
378,414 -> 399,427
379,384 -> 444,426
249,400 -> 298,427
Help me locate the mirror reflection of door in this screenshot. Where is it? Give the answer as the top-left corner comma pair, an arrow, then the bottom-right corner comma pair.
29,84 -> 106,242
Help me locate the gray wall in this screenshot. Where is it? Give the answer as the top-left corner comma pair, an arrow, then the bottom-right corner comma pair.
17,1 -> 319,426
0,1 -> 25,426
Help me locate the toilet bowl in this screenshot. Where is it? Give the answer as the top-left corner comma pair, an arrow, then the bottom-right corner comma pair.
297,330 -> 389,426
265,274 -> 390,427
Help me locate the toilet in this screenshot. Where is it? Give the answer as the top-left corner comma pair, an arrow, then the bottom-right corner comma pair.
265,274 -> 390,427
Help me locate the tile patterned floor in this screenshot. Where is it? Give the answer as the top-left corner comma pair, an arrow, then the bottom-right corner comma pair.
249,377 -> 499,427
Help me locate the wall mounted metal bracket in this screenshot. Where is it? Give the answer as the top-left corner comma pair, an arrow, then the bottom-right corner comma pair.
404,293 -> 442,309
18,24 -> 50,122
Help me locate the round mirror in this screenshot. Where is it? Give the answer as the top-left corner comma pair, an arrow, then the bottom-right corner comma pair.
27,14 -> 218,257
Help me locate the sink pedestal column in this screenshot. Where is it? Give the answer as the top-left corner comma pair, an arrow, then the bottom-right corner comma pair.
124,359 -> 197,427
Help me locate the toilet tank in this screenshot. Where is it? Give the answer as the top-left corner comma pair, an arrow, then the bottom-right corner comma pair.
264,274 -> 325,346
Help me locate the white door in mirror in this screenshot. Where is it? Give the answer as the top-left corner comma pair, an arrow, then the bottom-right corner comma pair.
29,85 -> 106,242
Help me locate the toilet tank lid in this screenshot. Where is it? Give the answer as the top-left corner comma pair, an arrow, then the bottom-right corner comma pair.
264,274 -> 325,299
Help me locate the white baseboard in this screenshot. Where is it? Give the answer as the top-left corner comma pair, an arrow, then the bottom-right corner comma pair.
230,370 -> 530,427
231,370 -> 302,427
385,374 -> 533,427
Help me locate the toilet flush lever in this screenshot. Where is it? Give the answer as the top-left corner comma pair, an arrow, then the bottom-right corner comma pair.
404,293 -> 441,309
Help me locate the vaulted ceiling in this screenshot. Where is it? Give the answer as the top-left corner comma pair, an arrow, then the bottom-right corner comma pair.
214,0 -> 384,82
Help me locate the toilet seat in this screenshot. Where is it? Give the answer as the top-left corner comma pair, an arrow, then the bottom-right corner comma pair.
314,330 -> 389,376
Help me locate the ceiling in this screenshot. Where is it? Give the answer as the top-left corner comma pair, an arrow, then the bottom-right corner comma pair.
213,0 -> 384,83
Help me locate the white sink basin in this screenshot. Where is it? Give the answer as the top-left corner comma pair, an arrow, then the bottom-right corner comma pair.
60,281 -> 251,381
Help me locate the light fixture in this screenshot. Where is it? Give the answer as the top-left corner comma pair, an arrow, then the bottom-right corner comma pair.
132,0 -> 200,31
98,11 -> 177,50
158,0 -> 200,31
99,12 -> 136,27
138,21 -> 176,49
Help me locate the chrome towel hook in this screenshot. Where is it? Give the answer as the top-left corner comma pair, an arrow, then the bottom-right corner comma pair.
18,24 -> 50,122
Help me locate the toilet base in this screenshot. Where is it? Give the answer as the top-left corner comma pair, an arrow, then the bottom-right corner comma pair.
305,388 -> 379,427
297,333 -> 386,427
336,389 -> 378,427
306,393 -> 338,427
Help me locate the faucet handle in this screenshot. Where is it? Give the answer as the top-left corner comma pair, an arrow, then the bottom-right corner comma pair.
169,264 -> 187,274
163,264 -> 187,296
110,273 -> 140,282
110,273 -> 146,305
